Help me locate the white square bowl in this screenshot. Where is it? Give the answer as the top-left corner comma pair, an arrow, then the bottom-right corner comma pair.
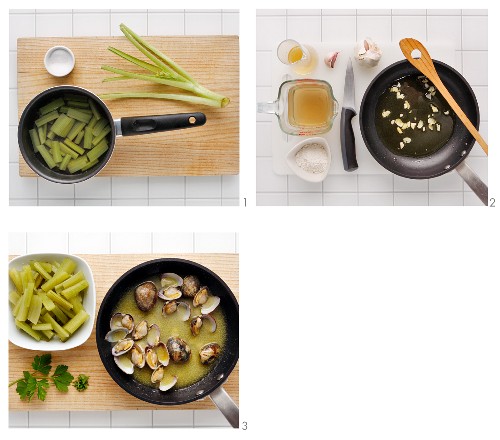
286,137 -> 332,183
8,253 -> 96,351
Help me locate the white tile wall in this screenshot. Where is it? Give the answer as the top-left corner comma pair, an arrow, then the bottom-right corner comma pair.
9,10 -> 239,206
9,231 -> 238,428
256,9 -> 488,206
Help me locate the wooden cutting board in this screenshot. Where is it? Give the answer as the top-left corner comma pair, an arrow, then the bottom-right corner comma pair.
17,36 -> 239,177
9,253 -> 239,411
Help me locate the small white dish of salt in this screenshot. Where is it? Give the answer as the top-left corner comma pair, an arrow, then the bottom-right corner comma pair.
286,137 -> 331,182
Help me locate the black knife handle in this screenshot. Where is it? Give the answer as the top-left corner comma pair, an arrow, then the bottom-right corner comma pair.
340,107 -> 359,172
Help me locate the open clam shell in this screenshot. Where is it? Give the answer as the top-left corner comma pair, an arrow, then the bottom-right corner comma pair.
145,346 -> 158,369
132,320 -> 148,340
156,342 -> 170,367
159,374 -> 177,391
151,365 -> 164,383
105,328 -> 129,343
110,313 -> 134,333
193,286 -> 210,307
201,296 -> 220,314
130,343 -> 146,368
160,273 -> 183,288
158,286 -> 182,301
112,338 -> 134,356
190,314 -> 217,336
114,354 -> 134,374
147,324 -> 160,347
162,300 -> 177,315
162,301 -> 191,321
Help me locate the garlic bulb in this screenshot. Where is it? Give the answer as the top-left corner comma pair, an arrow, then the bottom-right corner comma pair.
354,38 -> 382,67
324,51 -> 340,69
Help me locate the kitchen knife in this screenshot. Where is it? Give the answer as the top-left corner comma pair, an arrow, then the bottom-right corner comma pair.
340,58 -> 359,171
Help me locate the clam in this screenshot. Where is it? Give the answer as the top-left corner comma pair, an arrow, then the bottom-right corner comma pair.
201,296 -> 220,314
110,313 -> 134,333
130,343 -> 146,368
114,354 -> 134,374
135,281 -> 157,312
105,328 -> 129,343
166,336 -> 191,363
151,365 -> 164,383
135,337 -> 149,352
145,346 -> 158,369
181,275 -> 200,297
111,338 -> 134,356
199,342 -> 221,365
156,342 -> 170,366
160,273 -> 183,288
190,314 -> 217,336
159,374 -> 177,391
158,286 -> 182,301
193,286 -> 210,307
147,324 -> 161,347
132,320 -> 148,340
162,301 -> 191,321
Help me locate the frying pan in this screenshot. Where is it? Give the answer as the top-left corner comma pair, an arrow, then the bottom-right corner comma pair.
96,258 -> 239,427
360,60 -> 488,205
18,86 -> 206,184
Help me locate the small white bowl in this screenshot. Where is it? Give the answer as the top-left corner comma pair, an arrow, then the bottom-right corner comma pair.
44,46 -> 75,77
286,136 -> 331,183
9,253 -> 96,351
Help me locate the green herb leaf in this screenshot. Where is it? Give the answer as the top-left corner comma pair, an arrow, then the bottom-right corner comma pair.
51,365 -> 74,392
36,378 -> 50,401
16,372 -> 38,401
32,353 -> 52,375
72,374 -> 90,392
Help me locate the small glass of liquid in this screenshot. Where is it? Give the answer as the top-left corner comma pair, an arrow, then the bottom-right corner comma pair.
277,39 -> 317,75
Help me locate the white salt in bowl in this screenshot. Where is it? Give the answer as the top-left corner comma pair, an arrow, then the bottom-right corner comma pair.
286,137 -> 331,183
44,46 -> 75,77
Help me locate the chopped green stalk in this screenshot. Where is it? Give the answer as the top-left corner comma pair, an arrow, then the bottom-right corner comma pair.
41,329 -> 55,340
87,116 -> 98,130
83,126 -> 93,149
92,118 -> 108,137
88,98 -> 102,120
38,291 -> 56,312
63,310 -> 89,335
66,121 -> 86,141
81,158 -> 99,171
58,258 -> 77,276
64,138 -> 85,155
36,144 -> 57,169
41,313 -> 70,341
15,320 -> 41,341
67,156 -> 89,174
62,271 -> 84,289
47,130 -> 56,140
52,140 -> 63,163
68,296 -> 84,313
61,280 -> 89,299
9,268 -> 23,293
35,111 -> 59,128
74,129 -> 85,145
38,262 -> 53,273
33,262 -> 51,280
67,108 -> 92,124
10,290 -> 21,305
51,114 -> 76,137
59,142 -> 79,160
92,125 -> 111,146
64,93 -> 88,102
67,100 -> 90,108
32,323 -> 53,331
60,306 -> 76,319
16,282 -> 34,322
12,297 -> 23,317
59,106 -> 69,114
39,97 -> 65,115
48,305 -> 69,325
41,270 -> 70,292
29,128 -> 41,153
46,290 -> 73,310
38,124 -> 47,145
59,153 -> 72,171
27,295 -> 43,324
87,140 -> 109,162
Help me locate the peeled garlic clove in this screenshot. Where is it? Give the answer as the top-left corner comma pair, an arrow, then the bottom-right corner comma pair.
354,38 -> 382,67
324,51 -> 340,68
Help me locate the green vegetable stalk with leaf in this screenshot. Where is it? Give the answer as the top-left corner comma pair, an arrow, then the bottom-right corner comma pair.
100,23 -> 229,108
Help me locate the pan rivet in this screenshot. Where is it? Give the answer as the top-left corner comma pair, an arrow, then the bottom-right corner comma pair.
216,374 -> 224,381
196,390 -> 204,396
461,150 -> 467,156
189,117 -> 196,124
444,165 -> 451,170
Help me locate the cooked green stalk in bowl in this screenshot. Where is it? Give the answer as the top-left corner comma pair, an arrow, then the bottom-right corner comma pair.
9,257 -> 90,342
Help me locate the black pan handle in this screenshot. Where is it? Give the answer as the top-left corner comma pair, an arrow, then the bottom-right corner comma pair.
120,112 -> 206,136
340,107 -> 359,172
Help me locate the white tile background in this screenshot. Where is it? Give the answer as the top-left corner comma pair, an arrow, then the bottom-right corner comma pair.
9,10 -> 239,206
8,231 -> 238,428
256,9 -> 488,206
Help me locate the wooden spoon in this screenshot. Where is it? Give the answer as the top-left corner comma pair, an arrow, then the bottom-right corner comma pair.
399,38 -> 488,155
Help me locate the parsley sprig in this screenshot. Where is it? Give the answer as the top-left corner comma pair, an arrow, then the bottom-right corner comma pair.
8,354 -> 75,402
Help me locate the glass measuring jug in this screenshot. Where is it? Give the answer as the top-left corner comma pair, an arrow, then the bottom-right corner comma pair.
257,79 -> 338,136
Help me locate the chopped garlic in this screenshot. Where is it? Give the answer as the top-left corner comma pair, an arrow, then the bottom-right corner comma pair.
411,122 -> 416,129
395,119 -> 403,127
422,127 -> 426,131
400,113 -> 403,117
404,100 -> 410,109
382,110 -> 391,118
390,86 -> 399,92
429,124 -> 434,131
436,124 -> 441,132
417,120 -> 423,129
399,142 -> 404,149
428,117 -> 436,125
397,127 -> 403,134
444,110 -> 449,115
403,137 -> 411,144
430,104 -> 439,113
396,92 -> 405,100
424,83 -> 429,89
429,86 -> 435,92
390,120 -> 395,125
425,93 -> 432,99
